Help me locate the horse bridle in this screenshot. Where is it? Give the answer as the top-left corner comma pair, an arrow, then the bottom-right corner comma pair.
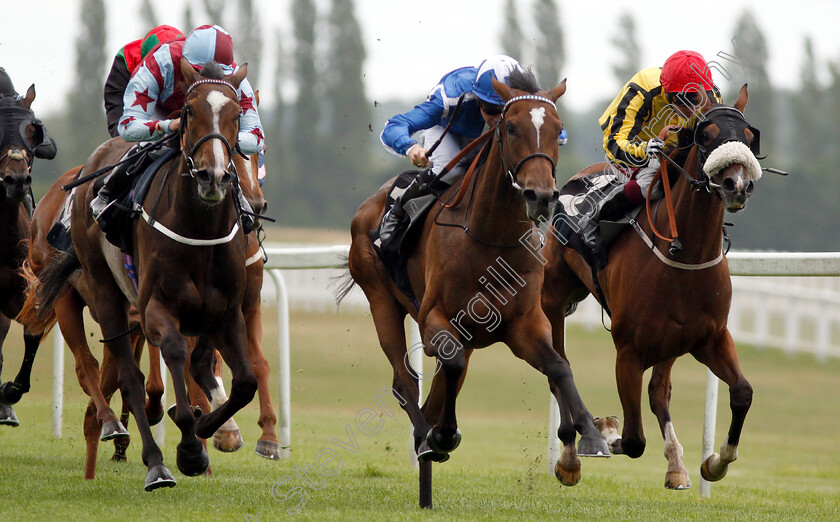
496,94 -> 559,190
660,105 -> 759,194
179,78 -> 241,179
0,146 -> 31,182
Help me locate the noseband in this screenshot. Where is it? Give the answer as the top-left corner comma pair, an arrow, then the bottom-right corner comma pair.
496,94 -> 558,190
0,147 -> 31,182
180,79 -> 240,178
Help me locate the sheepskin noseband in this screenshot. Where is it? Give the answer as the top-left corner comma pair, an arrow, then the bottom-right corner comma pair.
703,140 -> 762,181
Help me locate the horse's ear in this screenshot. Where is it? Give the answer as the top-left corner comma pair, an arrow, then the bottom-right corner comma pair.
734,83 -> 749,113
21,84 -> 35,110
227,63 -> 248,90
491,77 -> 513,103
254,89 -> 260,107
547,78 -> 567,103
180,57 -> 200,85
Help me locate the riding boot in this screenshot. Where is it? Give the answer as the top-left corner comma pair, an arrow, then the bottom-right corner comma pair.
90,161 -> 133,227
378,171 -> 432,255
579,184 -> 627,249
235,184 -> 257,234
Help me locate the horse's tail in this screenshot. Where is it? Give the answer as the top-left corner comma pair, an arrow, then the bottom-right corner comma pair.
332,256 -> 357,310
16,251 -> 81,336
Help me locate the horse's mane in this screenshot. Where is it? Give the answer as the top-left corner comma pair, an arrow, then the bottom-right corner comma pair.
508,67 -> 541,94
199,62 -> 226,80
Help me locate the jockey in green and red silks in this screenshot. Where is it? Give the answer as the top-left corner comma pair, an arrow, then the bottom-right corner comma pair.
117,24 -> 264,156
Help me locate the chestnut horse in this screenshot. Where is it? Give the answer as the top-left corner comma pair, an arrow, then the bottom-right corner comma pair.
19,145 -> 271,479
340,69 -> 609,489
30,60 -> 257,490
0,85 -> 44,426
541,85 -> 759,489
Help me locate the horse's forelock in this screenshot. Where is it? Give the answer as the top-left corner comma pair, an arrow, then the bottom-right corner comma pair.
507,67 -> 541,94
199,62 -> 226,80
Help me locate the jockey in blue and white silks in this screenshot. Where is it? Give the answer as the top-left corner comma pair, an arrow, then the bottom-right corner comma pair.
381,55 -> 567,176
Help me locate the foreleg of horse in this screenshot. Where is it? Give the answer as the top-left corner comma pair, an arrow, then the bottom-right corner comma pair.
101,308 -> 174,490
649,359 -> 691,490
99,345 -> 130,461
188,343 -> 243,453
183,342 -> 215,476
193,312 -> 257,441
420,348 -> 472,425
0,315 -> 19,426
615,348 -> 646,458
422,311 -> 466,457
692,330 -> 753,482
507,317 -> 609,486
153,321 -> 208,478
0,328 -> 42,405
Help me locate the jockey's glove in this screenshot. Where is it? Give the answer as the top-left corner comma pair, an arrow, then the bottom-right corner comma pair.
646,137 -> 664,158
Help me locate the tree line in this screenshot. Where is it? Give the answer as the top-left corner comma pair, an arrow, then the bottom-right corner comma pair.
31,1 -> 838,251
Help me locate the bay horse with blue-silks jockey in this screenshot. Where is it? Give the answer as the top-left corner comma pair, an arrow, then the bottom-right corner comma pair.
28,59 -> 257,491
0,84 -> 44,426
541,84 -> 761,489
338,69 -> 610,503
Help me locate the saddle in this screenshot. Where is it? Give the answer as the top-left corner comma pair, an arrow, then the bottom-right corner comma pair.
47,147 -> 178,254
552,168 -> 642,271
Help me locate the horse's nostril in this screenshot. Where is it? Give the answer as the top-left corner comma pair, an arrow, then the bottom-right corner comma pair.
744,180 -> 755,195
23,176 -> 32,188
220,172 -> 233,186
523,189 -> 538,202
722,178 -> 736,192
3,177 -> 14,186
551,190 -> 560,203
195,169 -> 212,183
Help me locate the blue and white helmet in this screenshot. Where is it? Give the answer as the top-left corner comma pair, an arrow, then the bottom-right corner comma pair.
472,55 -> 521,105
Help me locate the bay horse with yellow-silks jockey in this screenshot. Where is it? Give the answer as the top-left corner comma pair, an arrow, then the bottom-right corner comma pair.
27,59 -> 257,491
338,68 -> 610,505
541,84 -> 761,489
0,84 -> 44,426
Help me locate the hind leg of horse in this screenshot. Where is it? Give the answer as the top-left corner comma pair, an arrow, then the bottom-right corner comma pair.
0,314 -> 19,426
506,314 -> 609,486
648,359 -> 691,489
138,335 -> 164,426
367,295 -> 433,458
56,294 -> 128,442
692,329 -> 752,482
192,312 -> 257,441
615,346 -> 647,458
244,302 -> 281,460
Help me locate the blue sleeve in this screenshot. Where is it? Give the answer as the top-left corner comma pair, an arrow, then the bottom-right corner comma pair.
380,98 -> 444,156
559,127 -> 568,146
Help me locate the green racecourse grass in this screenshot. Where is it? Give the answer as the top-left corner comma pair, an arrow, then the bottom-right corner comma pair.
1,309 -> 839,521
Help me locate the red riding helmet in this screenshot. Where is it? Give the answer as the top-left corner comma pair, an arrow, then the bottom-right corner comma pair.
660,50 -> 714,94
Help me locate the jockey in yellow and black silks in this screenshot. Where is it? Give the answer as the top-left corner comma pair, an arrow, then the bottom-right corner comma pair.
579,50 -> 720,248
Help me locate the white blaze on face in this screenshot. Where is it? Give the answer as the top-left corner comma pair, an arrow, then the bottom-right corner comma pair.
530,107 -> 546,148
206,90 -> 232,173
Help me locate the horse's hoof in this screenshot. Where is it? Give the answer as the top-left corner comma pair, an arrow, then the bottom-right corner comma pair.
100,419 -> 130,441
255,440 -> 283,460
426,427 -> 461,454
665,470 -> 692,490
0,403 -> 19,427
144,464 -> 177,491
554,459 -> 581,486
416,439 -> 449,463
700,453 -> 727,482
213,428 -> 244,453
111,452 -> 128,462
577,435 -> 611,457
0,382 -> 24,405
176,442 -> 210,477
145,398 -> 164,426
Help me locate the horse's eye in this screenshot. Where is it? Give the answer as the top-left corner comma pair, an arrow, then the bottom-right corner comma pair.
700,131 -> 709,143
506,122 -> 516,135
